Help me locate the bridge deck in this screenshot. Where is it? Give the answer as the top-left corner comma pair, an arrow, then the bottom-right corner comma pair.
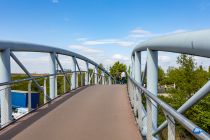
0,85 -> 141,140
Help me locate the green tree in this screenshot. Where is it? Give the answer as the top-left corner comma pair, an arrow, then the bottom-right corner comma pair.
160,54 -> 210,134
109,61 -> 127,79
158,66 -> 165,85
98,63 -> 103,76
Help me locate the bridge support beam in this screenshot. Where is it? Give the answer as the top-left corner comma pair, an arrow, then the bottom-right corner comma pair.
85,61 -> 89,86
109,76 -> 112,85
94,66 -> 98,84
49,52 -> 57,99
134,51 -> 146,135
146,49 -> 158,140
102,71 -> 105,85
0,48 -> 12,127
44,78 -> 47,104
28,80 -> 32,112
71,56 -> 77,90
130,55 -> 135,107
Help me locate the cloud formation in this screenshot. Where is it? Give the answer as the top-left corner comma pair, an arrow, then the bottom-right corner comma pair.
69,45 -> 103,53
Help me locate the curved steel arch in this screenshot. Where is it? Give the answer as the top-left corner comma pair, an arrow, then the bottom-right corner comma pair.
0,41 -> 111,76
130,29 -> 210,140
132,29 -> 210,58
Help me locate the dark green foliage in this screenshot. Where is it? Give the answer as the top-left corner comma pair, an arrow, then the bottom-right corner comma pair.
158,54 -> 210,136
158,66 -> 165,85
109,61 -> 127,78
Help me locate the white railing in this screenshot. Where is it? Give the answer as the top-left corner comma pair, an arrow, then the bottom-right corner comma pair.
0,41 -> 114,128
129,29 -> 210,140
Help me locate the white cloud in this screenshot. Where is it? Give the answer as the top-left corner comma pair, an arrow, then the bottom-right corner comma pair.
158,55 -> 171,63
130,28 -> 153,38
82,39 -> 134,48
76,37 -> 88,42
69,45 -> 103,53
112,54 -> 129,61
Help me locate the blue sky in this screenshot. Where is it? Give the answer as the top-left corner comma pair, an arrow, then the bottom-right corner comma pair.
1,0 -> 210,73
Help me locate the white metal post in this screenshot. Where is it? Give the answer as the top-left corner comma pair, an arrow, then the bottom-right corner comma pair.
49,52 -> 57,99
85,61 -> 89,85
55,75 -> 57,97
0,48 -> 12,126
163,110 -> 175,140
109,76 -> 112,85
95,66 -> 98,84
28,80 -> 32,112
71,56 -> 76,90
63,75 -> 66,93
131,55 -> 135,107
76,73 -> 79,88
44,78 -> 47,104
102,71 -> 105,85
146,49 -> 158,139
134,51 -> 144,133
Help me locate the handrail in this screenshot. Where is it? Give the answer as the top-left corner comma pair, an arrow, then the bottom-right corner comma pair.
128,76 -> 210,140
0,41 -> 114,128
0,40 -> 112,77
0,71 -> 108,87
130,29 -> 210,140
132,29 -> 210,58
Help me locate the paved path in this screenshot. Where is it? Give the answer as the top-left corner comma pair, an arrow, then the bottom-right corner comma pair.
0,85 -> 141,140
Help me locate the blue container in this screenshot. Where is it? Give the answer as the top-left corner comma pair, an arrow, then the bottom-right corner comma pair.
11,90 -> 40,109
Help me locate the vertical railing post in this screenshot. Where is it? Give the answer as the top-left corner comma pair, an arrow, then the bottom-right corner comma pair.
71,56 -> 77,90
76,72 -> 79,88
85,61 -> 89,86
131,55 -> 135,107
0,48 -> 12,127
69,74 -> 71,91
55,75 -> 57,96
94,66 -> 98,85
28,80 -> 32,112
163,110 -> 175,140
49,52 -> 57,99
146,49 -> 158,139
109,76 -> 112,85
102,71 -> 105,85
134,51 -> 144,134
44,77 -> 47,104
63,75 -> 66,93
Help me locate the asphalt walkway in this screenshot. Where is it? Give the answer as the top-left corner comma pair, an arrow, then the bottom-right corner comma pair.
0,85 -> 141,140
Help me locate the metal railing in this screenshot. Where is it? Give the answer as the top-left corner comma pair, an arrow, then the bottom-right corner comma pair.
0,41 -> 114,128
129,29 -> 210,140
128,76 -> 210,140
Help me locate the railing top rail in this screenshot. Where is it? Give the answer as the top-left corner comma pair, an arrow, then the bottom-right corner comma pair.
128,75 -> 210,140
0,40 -> 111,77
132,29 -> 210,58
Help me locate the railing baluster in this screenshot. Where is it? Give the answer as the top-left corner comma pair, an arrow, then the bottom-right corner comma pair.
63,75 -> 66,93
49,52 -> 56,99
28,80 -> 32,112
44,77 -> 47,104
146,97 -> 153,140
146,49 -> 158,138
0,48 -> 12,127
162,109 -> 176,140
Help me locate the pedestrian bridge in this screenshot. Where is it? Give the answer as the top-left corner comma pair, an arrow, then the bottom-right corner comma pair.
0,30 -> 210,140
0,85 -> 141,140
